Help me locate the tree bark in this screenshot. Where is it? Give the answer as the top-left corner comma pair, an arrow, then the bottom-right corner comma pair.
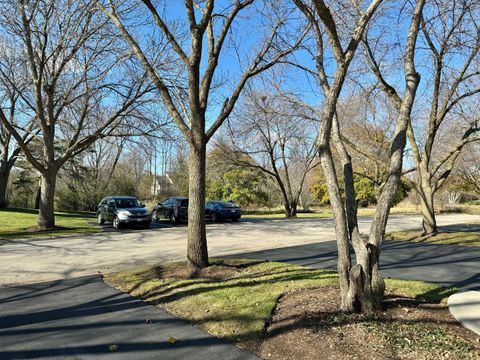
37,169 -> 58,229
418,185 -> 437,235
34,182 -> 41,210
187,140 -> 209,270
284,202 -> 297,218
331,118 -> 384,312
0,161 -> 11,209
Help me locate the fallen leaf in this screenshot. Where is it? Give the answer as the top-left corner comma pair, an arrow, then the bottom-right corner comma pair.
108,344 -> 119,352
167,336 -> 177,344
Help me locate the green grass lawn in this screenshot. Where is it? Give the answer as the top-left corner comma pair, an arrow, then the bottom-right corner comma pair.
243,211 -> 333,219
104,259 -> 457,342
242,206 -> 422,219
386,230 -> 480,247
0,208 -> 101,240
243,205 -> 480,220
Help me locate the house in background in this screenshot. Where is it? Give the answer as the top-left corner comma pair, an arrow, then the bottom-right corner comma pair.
151,173 -> 175,197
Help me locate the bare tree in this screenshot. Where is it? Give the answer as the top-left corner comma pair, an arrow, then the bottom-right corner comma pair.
0,98 -> 22,209
0,0 -> 153,229
59,138 -> 125,211
293,0 -> 424,311
0,35 -> 37,208
99,0 -> 306,269
221,89 -> 318,217
453,143 -> 480,197
365,0 -> 480,234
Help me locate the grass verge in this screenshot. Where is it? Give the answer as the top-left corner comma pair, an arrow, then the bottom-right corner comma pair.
104,259 -> 457,343
386,230 -> 480,247
243,205 -> 480,219
243,211 -> 333,219
242,206 -> 422,219
0,208 -> 101,240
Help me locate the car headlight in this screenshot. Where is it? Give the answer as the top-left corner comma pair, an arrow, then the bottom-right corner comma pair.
117,210 -> 131,219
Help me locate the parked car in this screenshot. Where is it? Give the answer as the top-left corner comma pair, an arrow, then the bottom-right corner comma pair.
152,197 -> 189,224
97,196 -> 151,229
205,201 -> 241,222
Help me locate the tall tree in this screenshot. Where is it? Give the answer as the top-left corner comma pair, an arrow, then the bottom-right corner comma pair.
0,36 -> 36,208
0,0 -> 152,229
58,139 -> 125,211
294,0 -> 424,311
221,89 -> 318,217
99,0 -> 305,269
365,0 -> 480,234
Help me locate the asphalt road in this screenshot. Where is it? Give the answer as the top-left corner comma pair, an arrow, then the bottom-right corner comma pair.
0,276 -> 258,360
1,214 -> 479,359
1,214 -> 479,288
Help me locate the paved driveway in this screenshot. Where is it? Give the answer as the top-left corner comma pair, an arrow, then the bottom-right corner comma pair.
0,214 -> 479,287
0,276 -> 257,360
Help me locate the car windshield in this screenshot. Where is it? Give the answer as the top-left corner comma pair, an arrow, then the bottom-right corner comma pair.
218,201 -> 236,207
115,198 -> 141,208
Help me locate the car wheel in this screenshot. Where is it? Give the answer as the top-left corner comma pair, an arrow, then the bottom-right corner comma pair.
97,213 -> 105,225
169,213 -> 177,224
211,212 -> 217,222
143,222 -> 151,229
113,216 -> 121,230
151,210 -> 158,223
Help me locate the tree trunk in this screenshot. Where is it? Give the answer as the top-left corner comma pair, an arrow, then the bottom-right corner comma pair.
37,169 -> 58,229
0,161 -> 11,209
34,183 -> 41,210
187,141 -> 209,270
290,203 -> 297,217
332,118 -> 385,313
419,186 -> 437,235
284,202 -> 297,218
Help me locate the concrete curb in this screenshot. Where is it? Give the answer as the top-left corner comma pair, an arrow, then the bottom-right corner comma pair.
448,291 -> 480,336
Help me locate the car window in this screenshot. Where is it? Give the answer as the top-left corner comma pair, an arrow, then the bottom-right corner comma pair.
180,199 -> 188,207
114,198 -> 141,208
107,200 -> 115,207
219,201 -> 236,207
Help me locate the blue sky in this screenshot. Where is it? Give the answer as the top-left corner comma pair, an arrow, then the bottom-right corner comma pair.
127,0 -> 480,176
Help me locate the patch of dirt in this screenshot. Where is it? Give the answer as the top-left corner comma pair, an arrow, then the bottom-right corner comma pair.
142,264 -> 241,281
26,226 -> 72,232
243,287 -> 480,360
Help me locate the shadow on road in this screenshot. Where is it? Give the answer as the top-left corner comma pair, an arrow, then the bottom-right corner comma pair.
0,276 -> 256,360
225,239 -> 480,291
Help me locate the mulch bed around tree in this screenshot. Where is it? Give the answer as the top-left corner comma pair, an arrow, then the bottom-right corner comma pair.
243,287 -> 480,360
142,263 -> 242,281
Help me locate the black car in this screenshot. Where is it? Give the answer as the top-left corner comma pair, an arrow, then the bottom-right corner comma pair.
97,196 -> 151,229
152,197 -> 188,224
205,201 -> 241,222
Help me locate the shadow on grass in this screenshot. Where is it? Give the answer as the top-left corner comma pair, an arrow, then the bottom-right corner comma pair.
142,269 -> 337,307
0,227 -> 100,242
0,207 -> 95,218
416,287 -> 458,302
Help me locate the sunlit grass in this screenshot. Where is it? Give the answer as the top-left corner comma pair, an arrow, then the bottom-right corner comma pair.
386,230 -> 480,247
0,208 -> 100,240
104,259 -> 455,342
